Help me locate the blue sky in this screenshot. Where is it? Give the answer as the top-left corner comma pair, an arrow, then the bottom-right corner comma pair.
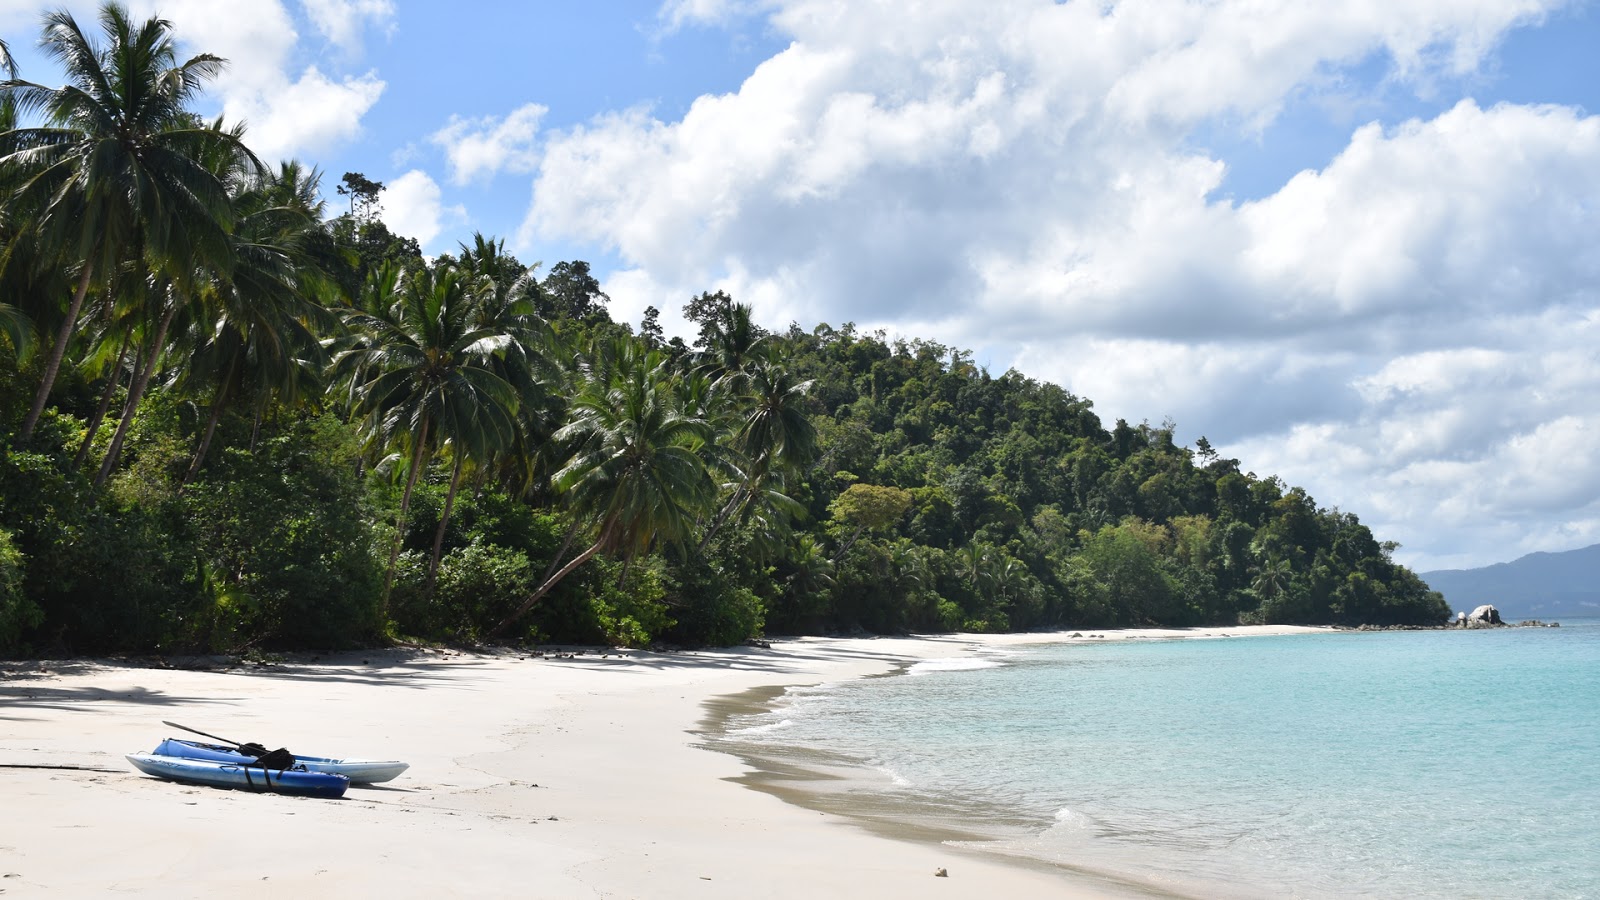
4,0 -> 1600,573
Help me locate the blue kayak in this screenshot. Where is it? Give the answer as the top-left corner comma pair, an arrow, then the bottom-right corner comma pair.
126,753 -> 349,799
152,738 -> 409,784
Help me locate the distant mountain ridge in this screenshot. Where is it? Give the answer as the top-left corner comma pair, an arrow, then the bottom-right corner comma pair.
1420,544 -> 1600,619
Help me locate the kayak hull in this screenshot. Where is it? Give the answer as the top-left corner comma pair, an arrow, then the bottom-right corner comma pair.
127,753 -> 348,799
153,738 -> 409,784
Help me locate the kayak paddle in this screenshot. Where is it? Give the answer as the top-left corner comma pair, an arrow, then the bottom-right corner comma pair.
161,720 -> 242,747
161,720 -> 271,757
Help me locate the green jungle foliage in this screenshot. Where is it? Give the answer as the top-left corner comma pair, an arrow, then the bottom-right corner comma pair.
0,4 -> 1448,656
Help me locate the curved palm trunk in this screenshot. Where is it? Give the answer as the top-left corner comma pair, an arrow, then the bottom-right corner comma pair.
182,356 -> 240,487
541,517 -> 584,584
700,453 -> 777,552
94,300 -> 176,487
488,523 -> 613,640
382,416 -> 431,607
21,261 -> 96,440
249,405 -> 264,453
425,453 -> 465,594
698,485 -> 748,553
74,330 -> 132,469
832,524 -> 868,564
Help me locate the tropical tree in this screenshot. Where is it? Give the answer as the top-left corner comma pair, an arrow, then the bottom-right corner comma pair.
694,298 -> 767,390
331,261 -> 523,602
489,341 -> 714,638
0,3 -> 248,441
0,40 -> 28,359
69,274 -> 140,466
0,302 -> 27,357
176,160 -> 337,485
1251,555 -> 1293,603
828,482 -> 913,562
423,238 -> 551,589
699,349 -> 816,550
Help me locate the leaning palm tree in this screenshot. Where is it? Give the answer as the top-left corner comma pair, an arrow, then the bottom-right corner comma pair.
331,262 -> 523,603
0,3 -> 247,441
488,341 -> 715,639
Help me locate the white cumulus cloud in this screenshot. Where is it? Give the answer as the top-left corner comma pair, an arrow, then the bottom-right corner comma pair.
382,169 -> 466,247
431,103 -> 548,185
300,0 -> 396,51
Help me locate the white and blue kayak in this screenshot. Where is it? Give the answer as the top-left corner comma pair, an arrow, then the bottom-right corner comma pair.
152,738 -> 409,785
126,753 -> 349,799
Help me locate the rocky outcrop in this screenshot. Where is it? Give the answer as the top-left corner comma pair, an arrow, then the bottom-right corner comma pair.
1465,602 -> 1504,624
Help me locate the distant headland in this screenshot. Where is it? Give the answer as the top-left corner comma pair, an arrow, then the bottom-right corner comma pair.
1420,544 -> 1600,619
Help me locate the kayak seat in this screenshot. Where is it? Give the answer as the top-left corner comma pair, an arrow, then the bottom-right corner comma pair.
248,747 -> 297,770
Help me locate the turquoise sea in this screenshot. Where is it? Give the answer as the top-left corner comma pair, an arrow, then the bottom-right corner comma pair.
713,621 -> 1600,898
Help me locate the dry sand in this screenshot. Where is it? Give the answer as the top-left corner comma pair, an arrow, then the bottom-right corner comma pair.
0,626 -> 1326,898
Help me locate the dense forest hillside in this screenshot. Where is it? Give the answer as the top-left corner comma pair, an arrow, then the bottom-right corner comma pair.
1421,544 -> 1600,619
0,4 -> 1447,656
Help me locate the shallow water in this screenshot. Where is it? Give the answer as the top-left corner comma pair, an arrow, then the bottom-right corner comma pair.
713,622 -> 1600,899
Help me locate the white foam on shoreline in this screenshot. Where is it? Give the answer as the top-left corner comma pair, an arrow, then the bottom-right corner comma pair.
875,765 -> 914,787
906,657 -> 1007,676
725,718 -> 795,737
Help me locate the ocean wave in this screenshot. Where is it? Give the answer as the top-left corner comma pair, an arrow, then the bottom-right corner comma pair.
725,718 -> 794,737
906,657 -> 1008,676
874,765 -> 914,787
1053,806 -> 1092,828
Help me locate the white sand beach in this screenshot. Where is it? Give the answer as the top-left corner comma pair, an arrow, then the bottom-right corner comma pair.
0,626 -> 1326,898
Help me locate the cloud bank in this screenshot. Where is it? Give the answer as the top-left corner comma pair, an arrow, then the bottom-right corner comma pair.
502,0 -> 1599,570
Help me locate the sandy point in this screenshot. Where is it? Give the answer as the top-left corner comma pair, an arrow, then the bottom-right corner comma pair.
0,626 -> 1325,898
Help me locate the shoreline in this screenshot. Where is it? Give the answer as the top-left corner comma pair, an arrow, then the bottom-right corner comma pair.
0,626 -> 1326,898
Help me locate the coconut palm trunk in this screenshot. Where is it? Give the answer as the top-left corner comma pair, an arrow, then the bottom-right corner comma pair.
698,485 -> 748,552
74,328 -> 130,468
487,526 -> 612,639
425,453 -> 465,594
95,299 -> 176,487
20,260 -> 94,440
541,517 -> 585,584
382,416 -> 430,604
182,354 -> 239,486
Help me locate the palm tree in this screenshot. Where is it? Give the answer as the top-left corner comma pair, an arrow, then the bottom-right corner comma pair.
0,48 -> 30,359
69,275 -> 142,467
331,262 -> 522,603
958,541 -> 997,597
176,160 -> 337,485
775,532 -> 835,625
695,300 -> 767,391
0,303 -> 26,356
1252,556 -> 1293,603
700,349 -> 816,549
488,341 -> 714,638
0,3 -> 246,441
